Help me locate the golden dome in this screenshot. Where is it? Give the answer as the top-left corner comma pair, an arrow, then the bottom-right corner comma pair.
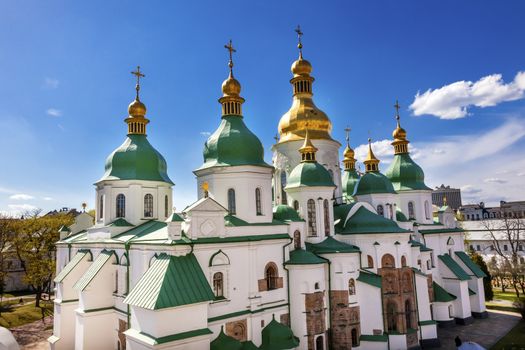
291,58 -> 312,76
222,75 -> 241,96
392,116 -> 407,140
128,98 -> 146,117
343,144 -> 355,159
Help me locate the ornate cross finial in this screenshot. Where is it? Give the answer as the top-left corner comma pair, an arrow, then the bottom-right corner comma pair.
344,125 -> 351,145
131,66 -> 145,100
394,99 -> 401,120
295,25 -> 303,58
224,40 -> 236,76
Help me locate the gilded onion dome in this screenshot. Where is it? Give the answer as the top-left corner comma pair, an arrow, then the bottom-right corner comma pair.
342,128 -> 360,200
277,26 -> 334,143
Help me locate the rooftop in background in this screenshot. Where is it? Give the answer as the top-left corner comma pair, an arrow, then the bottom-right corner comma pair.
432,184 -> 462,210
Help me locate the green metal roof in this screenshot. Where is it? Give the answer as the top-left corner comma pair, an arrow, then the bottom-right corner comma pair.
199,115 -> 271,170
284,249 -> 326,265
342,169 -> 360,198
336,206 -> 410,235
126,328 -> 213,346
353,171 -> 396,196
409,239 -> 432,252
396,208 -> 409,222
432,282 -> 457,302
74,250 -> 116,291
360,334 -> 388,342
455,251 -> 487,278
224,214 -> 285,227
54,250 -> 91,283
285,161 -> 335,189
109,218 -> 134,227
438,254 -> 471,281
124,253 -> 214,310
306,236 -> 360,254
58,225 -> 71,233
241,341 -> 259,350
272,205 -> 303,222
384,153 -> 431,191
191,233 -> 290,244
210,327 -> 242,350
167,213 -> 184,222
260,316 -> 300,350
419,228 -> 465,234
469,288 -> 476,296
98,134 -> 173,184
357,269 -> 382,288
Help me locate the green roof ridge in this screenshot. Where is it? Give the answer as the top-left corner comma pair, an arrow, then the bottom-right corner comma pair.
285,249 -> 326,265
74,250 -> 116,291
336,206 -> 409,235
438,254 -> 471,281
109,218 -> 134,227
306,236 -> 360,254
357,269 -> 382,288
432,281 -> 457,302
54,250 -> 91,283
360,334 -> 388,342
260,316 -> 300,350
454,251 -> 487,278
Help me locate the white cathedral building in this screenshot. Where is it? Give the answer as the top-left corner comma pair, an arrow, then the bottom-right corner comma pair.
49,35 -> 487,350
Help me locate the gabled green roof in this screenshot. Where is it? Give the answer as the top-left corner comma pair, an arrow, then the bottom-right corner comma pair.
54,250 -> 91,283
58,225 -> 71,233
286,162 -> 335,189
353,171 -> 396,196
432,282 -> 457,302
438,254 -> 471,281
124,253 -> 214,310
224,214 -> 285,227
98,134 -> 173,184
199,115 -> 271,170
357,269 -> 382,288
336,206 -> 410,235
409,239 -> 432,252
210,327 -> 242,350
342,169 -> 360,198
455,251 -> 487,278
306,236 -> 360,254
285,249 -> 326,265
384,153 -> 431,191
74,250 -> 116,291
167,213 -> 184,222
260,316 -> 300,350
109,218 -> 134,227
272,205 -> 303,222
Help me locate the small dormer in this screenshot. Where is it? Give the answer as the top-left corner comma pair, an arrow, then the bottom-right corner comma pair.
182,197 -> 228,239
166,212 -> 184,240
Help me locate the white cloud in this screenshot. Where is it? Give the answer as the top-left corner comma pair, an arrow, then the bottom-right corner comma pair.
9,193 -> 34,200
44,77 -> 59,89
354,139 -> 394,164
517,172 -> 525,177
410,71 -> 525,119
46,108 -> 62,117
42,197 -> 54,201
483,178 -> 507,184
200,131 -> 211,136
7,204 -> 38,212
460,185 -> 482,194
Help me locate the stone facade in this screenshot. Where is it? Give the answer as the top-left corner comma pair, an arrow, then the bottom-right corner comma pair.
305,291 -> 326,350
330,290 -> 360,350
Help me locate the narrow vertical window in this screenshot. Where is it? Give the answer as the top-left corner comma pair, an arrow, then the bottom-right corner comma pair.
116,194 -> 126,218
280,172 -> 287,205
99,195 -> 104,219
255,188 -> 262,215
377,204 -> 384,216
408,202 -> 415,219
144,194 -> 154,217
405,300 -> 412,329
323,199 -> 330,236
425,200 -> 430,219
351,328 -> 358,347
213,272 -> 224,298
293,200 -> 299,211
293,230 -> 301,249
265,264 -> 278,290
348,278 -> 356,295
164,195 -> 169,218
228,188 -> 236,215
367,255 -> 374,268
307,199 -> 317,236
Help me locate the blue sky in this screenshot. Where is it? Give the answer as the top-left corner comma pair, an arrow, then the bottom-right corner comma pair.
1,0 -> 524,215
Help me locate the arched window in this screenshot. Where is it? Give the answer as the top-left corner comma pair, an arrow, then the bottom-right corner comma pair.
381,254 -> 395,268
307,199 -> 317,236
293,230 -> 301,249
255,188 -> 262,215
425,201 -> 430,219
323,199 -> 330,236
265,264 -> 278,290
228,189 -> 236,214
213,272 -> 224,298
116,194 -> 126,218
348,278 -> 356,295
99,195 -> 104,219
314,282 -> 320,290
293,200 -> 299,211
144,194 -> 154,217
377,204 -> 384,216
408,202 -> 415,219
401,255 -> 407,267
405,300 -> 412,329
164,195 -> 169,218
351,328 -> 358,346
367,255 -> 374,268
280,172 -> 287,205
387,302 -> 397,332
315,336 -> 324,350
114,270 -> 118,294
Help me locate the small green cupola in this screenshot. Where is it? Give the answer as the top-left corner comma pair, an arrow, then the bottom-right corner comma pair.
353,139 -> 395,196
97,67 -> 173,184
211,326 -> 242,350
199,40 -> 270,170
260,315 -> 300,350
385,101 -> 430,191
286,129 -> 335,189
342,127 -> 360,200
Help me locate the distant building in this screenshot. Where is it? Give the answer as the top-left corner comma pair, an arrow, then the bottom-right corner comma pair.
459,201 -> 525,221
432,184 -> 462,210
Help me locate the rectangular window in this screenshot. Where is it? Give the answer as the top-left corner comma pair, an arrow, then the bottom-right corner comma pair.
504,244 -> 508,251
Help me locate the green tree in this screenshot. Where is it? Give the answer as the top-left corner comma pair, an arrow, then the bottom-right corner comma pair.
469,250 -> 494,301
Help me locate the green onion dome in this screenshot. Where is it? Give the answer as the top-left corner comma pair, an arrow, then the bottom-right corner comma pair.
353,171 -> 396,196
385,153 -> 431,191
286,162 -> 334,189
260,315 -> 300,350
273,205 -> 303,222
211,327 -> 242,350
342,169 -> 360,199
98,134 -> 173,184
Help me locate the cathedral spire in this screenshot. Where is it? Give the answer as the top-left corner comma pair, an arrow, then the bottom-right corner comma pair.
295,25 -> 304,59
342,126 -> 356,171
364,138 -> 380,172
125,66 -> 149,135
219,40 -> 245,117
391,100 -> 410,154
298,127 -> 318,162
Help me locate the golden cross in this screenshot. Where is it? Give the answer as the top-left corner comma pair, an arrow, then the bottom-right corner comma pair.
295,25 -> 303,56
344,125 -> 351,144
224,40 -> 236,75
394,99 -> 401,117
131,66 -> 145,99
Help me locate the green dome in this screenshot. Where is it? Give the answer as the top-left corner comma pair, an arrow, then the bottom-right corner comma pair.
273,205 -> 303,222
286,162 -> 335,189
200,116 -> 270,169
337,206 -> 409,235
98,134 -> 173,184
385,153 -> 431,191
396,208 -> 409,222
211,327 -> 242,350
353,172 -> 396,196
260,316 -> 300,350
342,169 -> 360,198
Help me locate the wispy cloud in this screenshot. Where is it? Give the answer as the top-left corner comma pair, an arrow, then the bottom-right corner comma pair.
483,178 -> 507,184
42,197 -> 53,201
200,131 -> 211,136
461,185 -> 482,194
7,204 -> 38,212
43,77 -> 59,89
46,108 -> 62,117
355,139 -> 394,164
410,71 -> 525,119
9,193 -> 34,200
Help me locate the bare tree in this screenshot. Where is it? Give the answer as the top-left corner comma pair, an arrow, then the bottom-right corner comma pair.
482,217 -> 524,297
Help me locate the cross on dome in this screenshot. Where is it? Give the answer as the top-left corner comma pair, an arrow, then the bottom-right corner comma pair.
224,40 -> 236,76
131,66 -> 145,100
295,25 -> 304,57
